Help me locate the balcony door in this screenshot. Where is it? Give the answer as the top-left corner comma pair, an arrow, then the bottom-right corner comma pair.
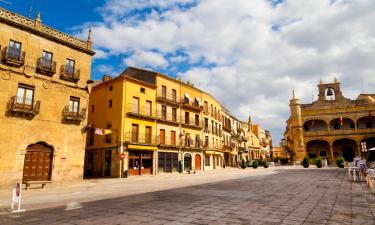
160,129 -> 165,145
42,51 -> 53,68
146,100 -> 152,116
162,85 -> 166,98
69,97 -> 80,114
145,126 -> 152,143
171,131 -> 176,146
17,85 -> 34,108
133,97 -> 139,113
8,40 -> 21,60
131,124 -> 139,142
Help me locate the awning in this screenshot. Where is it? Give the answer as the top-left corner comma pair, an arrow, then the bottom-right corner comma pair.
184,93 -> 191,100
195,97 -> 201,104
205,150 -> 223,156
128,145 -> 158,151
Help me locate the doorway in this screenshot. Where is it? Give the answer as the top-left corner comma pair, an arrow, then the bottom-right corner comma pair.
195,154 -> 201,170
23,142 -> 53,182
128,150 -> 153,175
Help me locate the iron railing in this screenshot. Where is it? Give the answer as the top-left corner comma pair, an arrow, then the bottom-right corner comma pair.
7,96 -> 40,116
124,132 -> 157,145
2,46 -> 25,66
181,100 -> 202,111
126,104 -> 156,118
157,135 -> 178,146
156,110 -> 179,123
36,58 -> 56,75
62,106 -> 86,123
156,90 -> 179,104
60,65 -> 80,82
181,116 -> 203,128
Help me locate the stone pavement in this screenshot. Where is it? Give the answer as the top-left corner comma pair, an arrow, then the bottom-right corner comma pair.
0,168 -> 374,225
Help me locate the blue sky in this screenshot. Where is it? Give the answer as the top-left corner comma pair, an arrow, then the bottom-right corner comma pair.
1,0 -> 374,142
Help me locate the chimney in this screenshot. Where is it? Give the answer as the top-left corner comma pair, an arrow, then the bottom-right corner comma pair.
102,75 -> 112,82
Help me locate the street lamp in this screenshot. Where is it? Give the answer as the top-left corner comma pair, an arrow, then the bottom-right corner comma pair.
361,141 -> 368,159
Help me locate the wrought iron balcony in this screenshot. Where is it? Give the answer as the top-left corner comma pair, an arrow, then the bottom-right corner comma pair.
157,135 -> 178,147
181,100 -> 203,112
7,96 -> 40,118
2,47 -> 25,67
156,90 -> 180,105
60,65 -> 80,82
62,106 -> 86,124
124,132 -> 157,145
156,110 -> 180,124
181,116 -> 203,129
223,125 -> 232,132
126,104 -> 156,120
36,58 -> 56,75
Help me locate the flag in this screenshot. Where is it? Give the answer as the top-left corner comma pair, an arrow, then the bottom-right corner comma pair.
104,129 -> 112,135
95,128 -> 104,135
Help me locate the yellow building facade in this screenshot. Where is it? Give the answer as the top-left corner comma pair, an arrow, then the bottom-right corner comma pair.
284,79 -> 375,163
0,8 -> 94,187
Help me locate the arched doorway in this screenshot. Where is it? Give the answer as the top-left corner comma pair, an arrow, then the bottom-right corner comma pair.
195,154 -> 201,170
329,118 -> 355,130
303,120 -> 328,132
184,153 -> 192,171
333,139 -> 357,162
23,142 -> 53,182
306,140 -> 330,160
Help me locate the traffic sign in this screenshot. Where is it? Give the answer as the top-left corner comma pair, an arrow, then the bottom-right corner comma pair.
120,153 -> 126,160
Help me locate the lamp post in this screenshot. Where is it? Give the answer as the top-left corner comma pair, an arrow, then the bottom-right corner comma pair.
361,141 -> 368,159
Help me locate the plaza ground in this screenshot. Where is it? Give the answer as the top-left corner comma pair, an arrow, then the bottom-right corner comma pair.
0,167 -> 374,225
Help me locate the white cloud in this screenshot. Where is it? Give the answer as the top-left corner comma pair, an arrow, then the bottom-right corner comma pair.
81,0 -> 375,142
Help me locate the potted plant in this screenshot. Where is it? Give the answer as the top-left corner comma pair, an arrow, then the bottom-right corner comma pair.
315,157 -> 323,168
252,159 -> 258,169
241,159 -> 247,169
336,156 -> 345,168
302,157 -> 309,168
263,160 -> 269,168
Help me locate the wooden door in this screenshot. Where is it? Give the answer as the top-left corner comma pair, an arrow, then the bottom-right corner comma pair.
145,126 -> 151,143
23,143 -> 53,182
195,154 -> 201,170
171,131 -> 176,146
141,151 -> 152,175
128,151 -> 140,176
131,124 -> 138,142
160,129 -> 165,145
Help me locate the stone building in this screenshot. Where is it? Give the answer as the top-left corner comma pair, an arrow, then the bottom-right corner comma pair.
0,8 -> 94,187
284,79 -> 375,163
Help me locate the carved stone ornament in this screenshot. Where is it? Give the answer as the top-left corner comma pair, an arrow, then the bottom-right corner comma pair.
0,70 -> 11,80
23,65 -> 34,77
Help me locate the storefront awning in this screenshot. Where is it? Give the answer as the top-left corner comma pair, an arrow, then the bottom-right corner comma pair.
128,145 -> 158,151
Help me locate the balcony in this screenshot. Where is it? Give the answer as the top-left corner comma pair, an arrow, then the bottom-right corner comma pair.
2,47 -> 25,67
62,106 -> 86,124
126,104 -> 156,121
36,58 -> 56,76
203,108 -> 209,115
124,132 -> 157,145
223,125 -> 232,133
157,135 -> 178,148
304,128 -> 375,138
156,91 -> 180,106
203,126 -> 211,133
7,96 -> 40,118
181,117 -> 203,130
156,110 -> 180,125
60,65 -> 80,82
183,138 -> 203,149
181,100 -> 202,112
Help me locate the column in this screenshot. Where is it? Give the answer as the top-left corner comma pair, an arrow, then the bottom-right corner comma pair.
329,143 -> 334,165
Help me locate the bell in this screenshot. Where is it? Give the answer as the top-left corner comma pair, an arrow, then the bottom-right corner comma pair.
326,88 -> 334,96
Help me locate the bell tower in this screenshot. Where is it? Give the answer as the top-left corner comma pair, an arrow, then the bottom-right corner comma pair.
289,90 -> 305,160
317,78 -> 345,102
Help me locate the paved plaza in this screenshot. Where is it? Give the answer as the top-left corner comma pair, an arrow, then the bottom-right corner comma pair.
0,168 -> 374,225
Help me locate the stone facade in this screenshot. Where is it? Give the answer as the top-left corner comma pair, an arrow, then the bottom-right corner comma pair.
0,7 -> 94,187
284,79 -> 375,163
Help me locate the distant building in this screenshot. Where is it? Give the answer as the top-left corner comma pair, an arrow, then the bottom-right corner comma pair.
0,8 -> 95,187
284,79 -> 375,163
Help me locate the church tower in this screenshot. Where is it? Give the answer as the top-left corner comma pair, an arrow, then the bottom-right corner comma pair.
289,91 -> 305,160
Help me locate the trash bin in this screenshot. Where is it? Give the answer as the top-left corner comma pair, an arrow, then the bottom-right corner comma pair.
122,170 -> 128,178
179,160 -> 183,173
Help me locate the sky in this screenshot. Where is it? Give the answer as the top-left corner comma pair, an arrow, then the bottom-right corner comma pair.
2,0 -> 375,143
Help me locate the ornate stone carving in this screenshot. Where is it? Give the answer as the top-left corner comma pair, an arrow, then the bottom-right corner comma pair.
0,70 -> 11,80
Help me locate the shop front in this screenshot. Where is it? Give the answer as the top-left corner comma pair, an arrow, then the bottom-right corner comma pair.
127,145 -> 157,176
158,151 -> 179,173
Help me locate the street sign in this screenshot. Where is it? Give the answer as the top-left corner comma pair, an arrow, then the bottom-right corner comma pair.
11,182 -> 25,213
120,153 -> 126,160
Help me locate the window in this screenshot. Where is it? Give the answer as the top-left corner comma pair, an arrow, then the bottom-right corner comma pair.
105,124 -> 112,144
205,155 -> 210,166
185,112 -> 189,124
91,105 -> 95,113
204,118 -> 209,130
131,124 -> 139,142
145,126 -> 152,143
161,105 -> 167,120
69,97 -> 80,113
41,51 -> 53,68
204,101 -> 208,112
171,131 -> 176,146
205,136 -> 209,147
65,59 -> 75,76
211,104 -> 213,116
162,86 -> 167,98
108,100 -> 112,108
211,121 -> 214,134
8,40 -> 21,60
184,96 -> 189,103
194,99 -> 199,107
140,87 -> 145,93
172,89 -> 177,102
195,114 -> 199,126
17,84 -> 34,107
146,100 -> 152,116
333,123 -> 340,130
366,121 -> 373,128
89,126 -> 95,146
159,129 -> 165,145
195,135 -> 200,148
172,108 -> 177,122
109,85 -> 113,91
185,134 -> 191,147
133,97 -> 139,113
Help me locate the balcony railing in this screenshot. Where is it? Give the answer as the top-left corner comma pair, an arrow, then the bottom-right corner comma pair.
181,116 -> 203,129
7,96 -> 40,117
2,47 -> 25,67
156,90 -> 180,105
183,138 -> 203,149
157,135 -> 178,146
156,110 -> 179,124
60,65 -> 80,82
62,106 -> 86,123
126,104 -> 156,119
181,100 -> 203,111
36,58 -> 56,75
124,132 -> 157,145
304,128 -> 375,137
223,125 -> 232,132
